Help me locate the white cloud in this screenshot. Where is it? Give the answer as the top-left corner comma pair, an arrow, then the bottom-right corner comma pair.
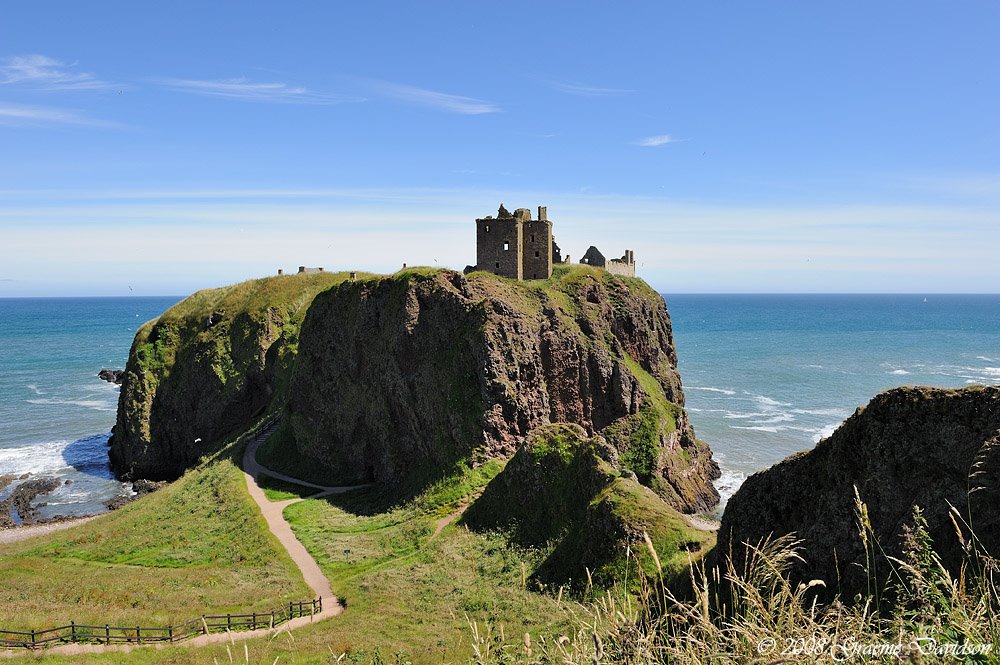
0,102 -> 116,128
0,54 -> 111,90
372,81 -> 499,114
551,81 -> 633,97
157,77 -> 363,105
636,134 -> 676,147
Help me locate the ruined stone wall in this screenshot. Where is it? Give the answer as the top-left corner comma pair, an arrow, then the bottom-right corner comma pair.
521,220 -> 553,280
476,217 -> 522,280
605,261 -> 635,277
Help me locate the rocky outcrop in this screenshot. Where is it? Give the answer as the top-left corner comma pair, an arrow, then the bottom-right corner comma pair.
109,273 -> 347,480
464,424 -> 713,590
718,385 -> 1000,598
0,476 -> 61,528
97,368 -> 124,385
104,479 -> 166,511
287,267 -> 718,510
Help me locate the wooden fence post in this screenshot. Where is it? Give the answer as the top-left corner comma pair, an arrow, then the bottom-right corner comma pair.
136,625 -> 141,644
168,625 -> 173,642
226,614 -> 231,631
30,629 -> 35,648
70,620 -> 76,643
105,624 -> 110,645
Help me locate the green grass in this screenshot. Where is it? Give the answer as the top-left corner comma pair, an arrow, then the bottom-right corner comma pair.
0,451 -> 309,634
275,461 -> 577,662
258,473 -> 319,501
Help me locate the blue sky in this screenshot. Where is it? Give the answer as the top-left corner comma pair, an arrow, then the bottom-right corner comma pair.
2,2 -> 999,295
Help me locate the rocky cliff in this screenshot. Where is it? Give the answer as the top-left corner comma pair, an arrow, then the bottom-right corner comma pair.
110,266 -> 718,515
286,266 -> 718,510
718,385 -> 1000,597
109,273 -> 353,480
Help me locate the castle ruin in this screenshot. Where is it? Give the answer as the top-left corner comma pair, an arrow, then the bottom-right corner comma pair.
470,204 -> 635,280
473,204 -> 560,280
580,246 -> 636,277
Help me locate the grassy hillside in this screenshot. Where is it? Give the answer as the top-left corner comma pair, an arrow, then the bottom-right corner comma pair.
1,460 -> 583,664
0,445 -> 309,634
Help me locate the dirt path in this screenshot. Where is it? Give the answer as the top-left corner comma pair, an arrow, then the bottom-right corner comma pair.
429,504 -> 469,542
0,515 -> 100,546
239,430 -> 367,611
1,425 -> 365,657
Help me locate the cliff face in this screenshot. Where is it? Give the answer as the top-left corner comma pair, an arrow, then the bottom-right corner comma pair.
718,385 -> 1000,597
287,267 -> 719,511
109,273 -> 351,480
110,266 -> 718,516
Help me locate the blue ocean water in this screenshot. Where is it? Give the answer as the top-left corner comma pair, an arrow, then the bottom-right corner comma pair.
0,297 -> 180,520
1,294 -> 998,519
666,294 -> 1000,512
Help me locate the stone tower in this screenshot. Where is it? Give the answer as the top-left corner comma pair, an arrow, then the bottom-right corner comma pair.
475,204 -> 555,280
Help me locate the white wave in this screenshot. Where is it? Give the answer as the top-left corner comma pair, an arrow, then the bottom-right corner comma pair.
977,356 -> 996,362
25,398 -> 115,412
689,386 -> 737,396
687,407 -> 703,412
730,425 -> 782,433
812,423 -> 840,443
750,394 -> 792,407
0,434 -> 111,476
723,411 -> 768,420
792,408 -> 851,417
804,364 -> 824,369
890,369 -> 910,375
751,413 -> 795,425
983,367 -> 1000,377
714,468 -> 747,509
0,439 -> 72,475
26,384 -> 45,395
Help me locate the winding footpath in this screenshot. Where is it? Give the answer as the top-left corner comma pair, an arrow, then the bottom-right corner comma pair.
0,424 -> 362,657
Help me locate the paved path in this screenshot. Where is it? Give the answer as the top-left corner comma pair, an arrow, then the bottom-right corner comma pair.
1,423 -> 366,657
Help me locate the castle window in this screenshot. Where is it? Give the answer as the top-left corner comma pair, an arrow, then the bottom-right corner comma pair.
534,251 -> 539,258
531,234 -> 535,242
495,262 -> 500,269
485,225 -> 490,233
503,241 -> 510,251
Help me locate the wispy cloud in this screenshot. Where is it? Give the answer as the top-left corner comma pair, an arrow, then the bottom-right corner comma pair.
0,102 -> 116,128
157,77 -> 363,105
0,54 -> 111,90
550,81 -> 633,97
372,81 -> 499,115
635,134 -> 676,147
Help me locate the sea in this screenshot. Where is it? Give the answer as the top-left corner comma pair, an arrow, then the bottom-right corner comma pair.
1,294 -> 998,520
0,297 -> 181,521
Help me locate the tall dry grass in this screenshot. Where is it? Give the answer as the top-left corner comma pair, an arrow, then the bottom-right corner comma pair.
464,494 -> 1000,664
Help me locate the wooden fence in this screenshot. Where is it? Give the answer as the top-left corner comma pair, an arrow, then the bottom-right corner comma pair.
0,598 -> 322,649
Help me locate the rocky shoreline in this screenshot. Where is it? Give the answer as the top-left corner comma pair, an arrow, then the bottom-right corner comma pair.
0,474 -> 70,529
